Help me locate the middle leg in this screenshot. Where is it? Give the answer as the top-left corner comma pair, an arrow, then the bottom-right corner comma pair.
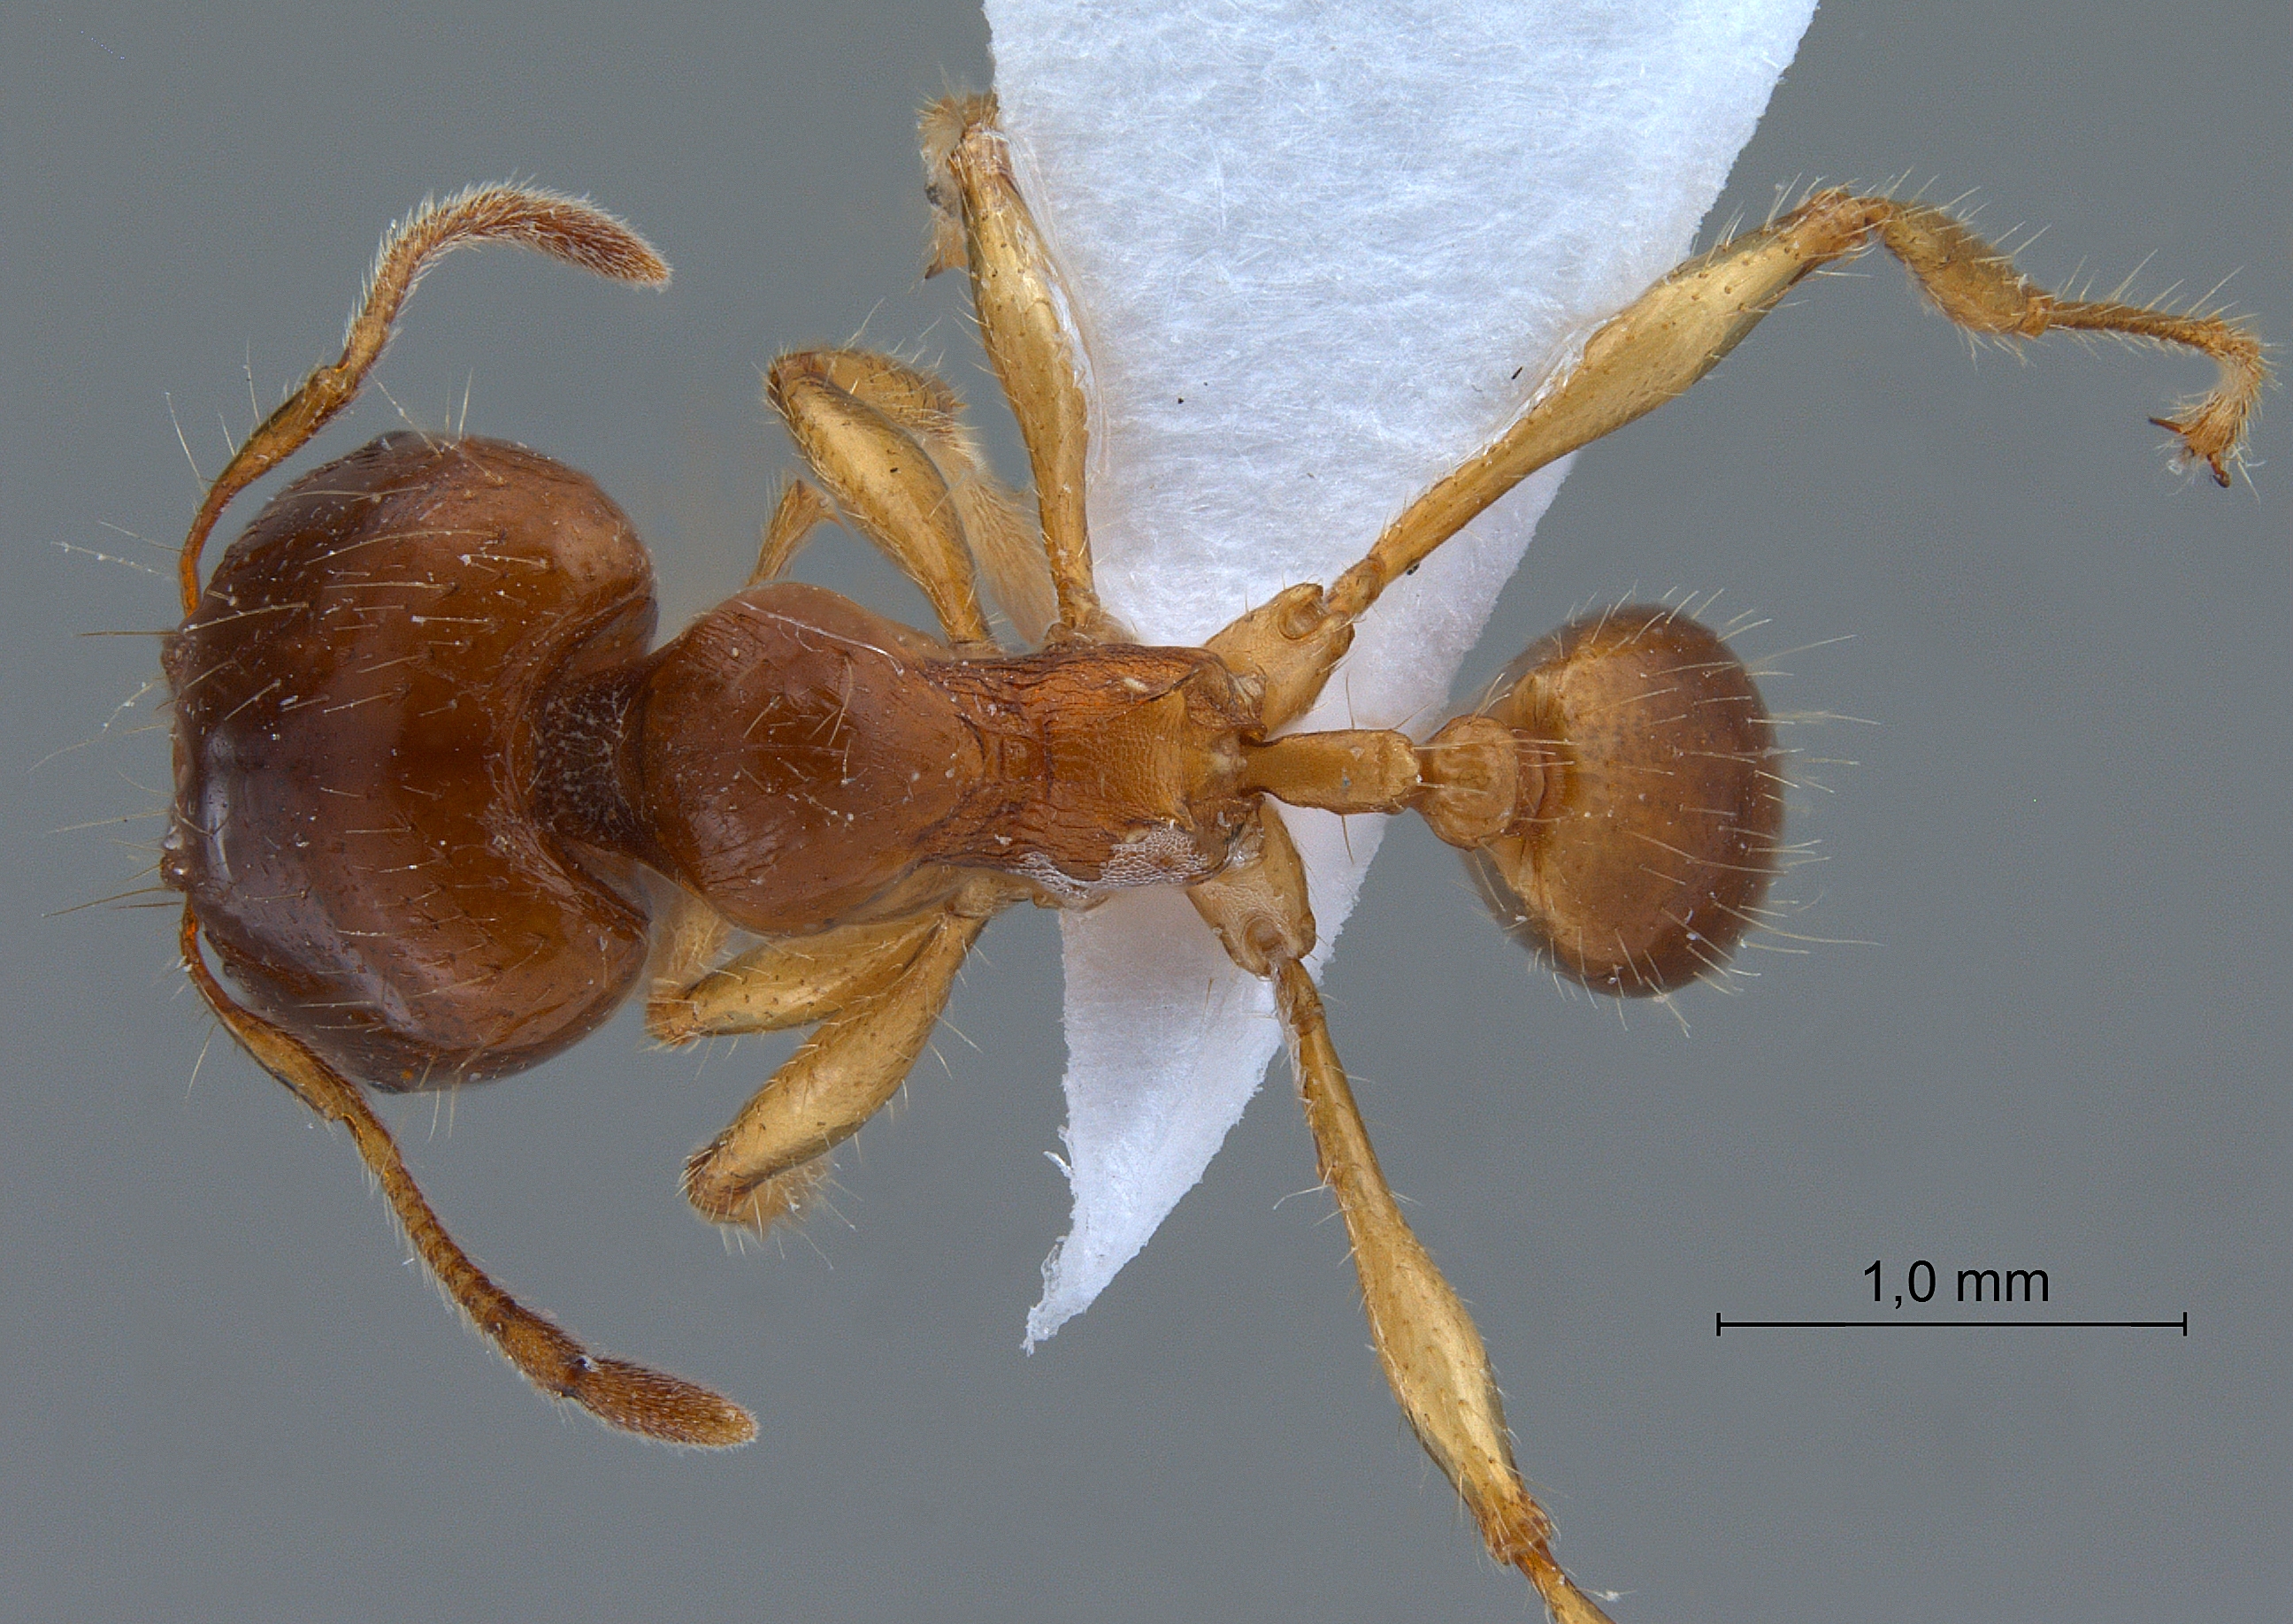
675,873 -> 1029,1233
923,96 -> 1120,643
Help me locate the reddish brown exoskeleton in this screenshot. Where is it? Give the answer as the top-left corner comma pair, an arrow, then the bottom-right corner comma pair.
161,99 -> 2262,1624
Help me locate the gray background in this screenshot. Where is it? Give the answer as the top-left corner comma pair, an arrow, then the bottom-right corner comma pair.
4,3 -> 2285,1621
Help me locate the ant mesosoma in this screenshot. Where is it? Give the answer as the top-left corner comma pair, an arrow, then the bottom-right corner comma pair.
160,98 -> 2260,1624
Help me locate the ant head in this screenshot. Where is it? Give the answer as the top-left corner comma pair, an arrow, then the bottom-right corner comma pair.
165,433 -> 659,1087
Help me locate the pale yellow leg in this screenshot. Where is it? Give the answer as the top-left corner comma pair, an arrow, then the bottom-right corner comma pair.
1324,189 -> 2264,623
923,96 -> 1119,642
765,346 -> 1055,647
1275,961 -> 1615,1624
1187,812 -> 1613,1622
647,906 -> 949,1044
766,348 -> 998,651
748,476 -> 835,586
678,877 -> 1023,1232
1197,188 -> 2265,725
950,461 -> 1060,647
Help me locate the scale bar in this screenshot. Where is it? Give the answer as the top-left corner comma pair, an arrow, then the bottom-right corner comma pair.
1717,1313 -> 2186,1335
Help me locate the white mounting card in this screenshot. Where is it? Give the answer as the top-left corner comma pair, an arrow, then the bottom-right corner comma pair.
982,0 -> 1821,1346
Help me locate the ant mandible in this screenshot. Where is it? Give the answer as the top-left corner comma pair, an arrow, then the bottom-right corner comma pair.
161,96 -> 2260,1624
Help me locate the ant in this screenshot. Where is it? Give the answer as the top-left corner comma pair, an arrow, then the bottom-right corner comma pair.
160,97 -> 2261,1624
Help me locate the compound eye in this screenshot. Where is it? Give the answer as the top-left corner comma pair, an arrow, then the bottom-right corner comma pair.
1462,606 -> 1783,996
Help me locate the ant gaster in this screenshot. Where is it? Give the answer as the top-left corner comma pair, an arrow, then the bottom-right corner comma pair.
160,98 -> 2262,1624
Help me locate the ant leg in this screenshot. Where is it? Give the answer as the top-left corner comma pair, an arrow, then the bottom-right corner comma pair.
921,97 -> 1121,644
646,906 -> 948,1046
766,349 -> 992,650
178,184 -> 667,613
178,909 -> 754,1448
1210,189 -> 2266,721
943,456 -> 1060,647
766,348 -> 1056,649
677,876 -> 1024,1234
747,476 -> 835,586
782,348 -> 1054,640
1185,814 -> 1614,1624
1323,190 -> 2265,623
1273,960 -> 1617,1624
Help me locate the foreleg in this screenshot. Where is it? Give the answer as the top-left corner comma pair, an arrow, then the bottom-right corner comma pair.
646,903 -> 949,1045
766,348 -> 1002,651
746,475 -> 835,587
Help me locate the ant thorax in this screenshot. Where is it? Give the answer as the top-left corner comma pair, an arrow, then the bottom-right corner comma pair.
624,581 -> 1257,923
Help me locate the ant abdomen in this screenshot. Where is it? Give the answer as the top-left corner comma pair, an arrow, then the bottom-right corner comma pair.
1461,606 -> 1783,996
162,433 -> 661,1088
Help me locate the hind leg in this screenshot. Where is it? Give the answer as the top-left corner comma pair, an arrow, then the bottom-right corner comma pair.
1209,189 -> 2266,728
1186,809 -> 1618,1624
